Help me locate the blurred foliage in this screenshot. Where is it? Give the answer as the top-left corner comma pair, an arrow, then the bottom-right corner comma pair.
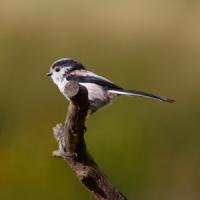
0,0 -> 200,200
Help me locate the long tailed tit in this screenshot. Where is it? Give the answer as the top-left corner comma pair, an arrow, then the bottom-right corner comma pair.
47,58 -> 174,114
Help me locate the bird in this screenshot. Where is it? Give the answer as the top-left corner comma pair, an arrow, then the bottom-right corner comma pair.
47,58 -> 174,114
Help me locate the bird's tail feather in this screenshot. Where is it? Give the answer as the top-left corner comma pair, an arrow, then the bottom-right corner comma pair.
108,89 -> 175,103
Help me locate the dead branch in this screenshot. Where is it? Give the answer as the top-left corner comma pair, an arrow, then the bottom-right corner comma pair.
52,81 -> 128,200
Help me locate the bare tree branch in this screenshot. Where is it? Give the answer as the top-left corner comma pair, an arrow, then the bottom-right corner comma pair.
52,81 -> 128,200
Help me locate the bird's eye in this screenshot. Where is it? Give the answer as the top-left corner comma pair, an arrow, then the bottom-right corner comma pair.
55,67 -> 60,72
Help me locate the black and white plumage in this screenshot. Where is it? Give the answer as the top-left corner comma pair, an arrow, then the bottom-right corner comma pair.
47,58 -> 174,114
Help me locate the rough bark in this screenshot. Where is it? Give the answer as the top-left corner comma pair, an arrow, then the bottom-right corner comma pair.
52,81 -> 128,200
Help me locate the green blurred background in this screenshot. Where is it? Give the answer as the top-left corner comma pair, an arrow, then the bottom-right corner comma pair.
0,1 -> 199,200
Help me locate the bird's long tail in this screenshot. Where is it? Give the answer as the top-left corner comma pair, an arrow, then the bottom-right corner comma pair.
108,89 -> 175,103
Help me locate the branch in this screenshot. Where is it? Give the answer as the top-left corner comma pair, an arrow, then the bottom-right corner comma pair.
52,81 -> 128,200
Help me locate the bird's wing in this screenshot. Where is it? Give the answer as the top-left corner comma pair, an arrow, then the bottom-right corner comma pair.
66,74 -> 122,90
66,74 -> 175,103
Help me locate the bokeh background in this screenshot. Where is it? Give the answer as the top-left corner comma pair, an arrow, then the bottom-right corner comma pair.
0,1 -> 199,200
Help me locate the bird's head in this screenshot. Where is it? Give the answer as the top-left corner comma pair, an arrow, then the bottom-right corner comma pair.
47,58 -> 85,84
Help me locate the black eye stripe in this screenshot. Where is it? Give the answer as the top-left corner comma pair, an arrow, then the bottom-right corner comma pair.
52,60 -> 69,68
52,59 -> 85,70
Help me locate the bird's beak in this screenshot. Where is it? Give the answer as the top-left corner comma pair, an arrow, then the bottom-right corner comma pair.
47,72 -> 52,76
